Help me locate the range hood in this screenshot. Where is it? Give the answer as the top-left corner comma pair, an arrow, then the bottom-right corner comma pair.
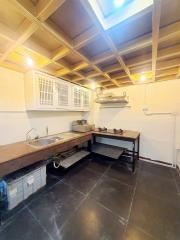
95,92 -> 129,104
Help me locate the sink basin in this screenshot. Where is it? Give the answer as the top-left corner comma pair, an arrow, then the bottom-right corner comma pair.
29,138 -> 56,147
28,136 -> 63,147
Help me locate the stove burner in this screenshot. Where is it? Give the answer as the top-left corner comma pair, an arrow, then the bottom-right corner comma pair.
113,129 -> 124,135
98,127 -> 107,132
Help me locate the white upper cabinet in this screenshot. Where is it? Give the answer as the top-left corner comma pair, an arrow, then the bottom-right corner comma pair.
82,88 -> 90,109
37,73 -> 55,109
72,85 -> 91,111
72,85 -> 82,109
24,70 -> 91,111
55,79 -> 71,109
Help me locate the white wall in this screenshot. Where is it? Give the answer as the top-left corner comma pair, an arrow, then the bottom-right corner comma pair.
0,67 -> 82,145
86,80 -> 180,165
1,66 -> 180,167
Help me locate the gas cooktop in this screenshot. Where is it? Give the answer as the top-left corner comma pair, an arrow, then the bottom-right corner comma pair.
97,127 -> 124,135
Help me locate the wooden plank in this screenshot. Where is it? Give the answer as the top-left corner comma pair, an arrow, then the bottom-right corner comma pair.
0,20 -> 38,62
156,58 -> 180,70
36,0 -> 66,21
92,52 -> 114,64
156,74 -> 177,81
156,68 -> 178,77
118,21 -> 180,55
51,46 -> 70,61
73,26 -> 99,49
152,0 -> 162,81
158,44 -> 180,60
8,0 -> 116,85
72,61 -> 89,71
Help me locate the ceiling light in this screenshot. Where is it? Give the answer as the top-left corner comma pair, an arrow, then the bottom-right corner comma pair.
114,0 -> 125,8
91,82 -> 97,90
140,74 -> 146,82
26,57 -> 34,67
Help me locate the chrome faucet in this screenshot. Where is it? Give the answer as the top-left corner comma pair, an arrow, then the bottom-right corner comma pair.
26,128 -> 38,143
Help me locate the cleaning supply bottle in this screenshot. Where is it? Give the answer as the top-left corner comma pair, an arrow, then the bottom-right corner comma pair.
0,180 -> 8,211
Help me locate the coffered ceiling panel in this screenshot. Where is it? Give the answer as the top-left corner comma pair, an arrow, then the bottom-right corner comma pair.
0,0 -> 179,90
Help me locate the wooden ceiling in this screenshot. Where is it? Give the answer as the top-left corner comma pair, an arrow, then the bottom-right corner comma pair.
0,0 -> 180,89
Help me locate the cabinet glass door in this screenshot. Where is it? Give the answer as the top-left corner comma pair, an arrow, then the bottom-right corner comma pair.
82,89 -> 90,108
73,86 -> 81,108
37,74 -> 54,108
56,81 -> 69,108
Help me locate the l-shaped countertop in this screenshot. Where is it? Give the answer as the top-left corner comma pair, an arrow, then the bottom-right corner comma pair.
0,130 -> 140,178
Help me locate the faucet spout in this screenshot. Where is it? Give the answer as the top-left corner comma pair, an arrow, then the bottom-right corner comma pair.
26,128 -> 38,142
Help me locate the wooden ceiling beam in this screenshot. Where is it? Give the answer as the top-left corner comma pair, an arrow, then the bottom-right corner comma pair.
158,44 -> 180,60
9,0 -> 117,86
130,64 -> 152,74
16,0 -> 36,15
152,0 -> 162,81
92,52 -> 114,64
118,21 -> 180,56
73,26 -> 99,49
118,34 -> 152,55
36,0 -> 66,21
156,68 -> 178,77
80,0 -> 135,84
111,72 -> 127,79
0,20 -> 38,63
72,61 -> 89,71
51,46 -> 70,61
1,0 -> 68,65
0,23 -> 18,42
92,53 -> 115,65
127,44 -> 180,68
104,63 -> 122,73
80,0 -> 125,86
85,72 -> 101,78
156,74 -> 177,82
156,58 -> 180,70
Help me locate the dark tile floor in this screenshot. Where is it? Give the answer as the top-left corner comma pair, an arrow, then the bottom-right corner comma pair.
1,156 -> 180,240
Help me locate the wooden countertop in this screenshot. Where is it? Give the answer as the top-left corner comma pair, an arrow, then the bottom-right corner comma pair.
0,130 -> 140,178
93,129 -> 140,141
0,132 -> 92,178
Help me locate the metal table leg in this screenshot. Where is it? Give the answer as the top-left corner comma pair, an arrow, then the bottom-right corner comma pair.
132,141 -> 136,172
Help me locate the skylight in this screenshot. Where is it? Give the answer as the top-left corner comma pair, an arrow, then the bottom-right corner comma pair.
88,0 -> 153,30
114,0 -> 125,8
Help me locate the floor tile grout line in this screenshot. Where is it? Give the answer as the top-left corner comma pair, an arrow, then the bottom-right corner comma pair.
130,224 -> 159,240
0,204 -> 27,229
85,164 -> 112,196
124,167 -> 140,232
103,172 -> 137,188
24,179 -> 65,207
61,180 -> 86,196
80,164 -> 130,225
27,207 -> 55,240
87,165 -> 137,226
96,200 -> 126,225
36,160 -> 103,236
54,193 -> 89,235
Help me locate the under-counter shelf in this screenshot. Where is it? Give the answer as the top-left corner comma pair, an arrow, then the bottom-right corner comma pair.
91,143 -> 124,159
60,150 -> 90,168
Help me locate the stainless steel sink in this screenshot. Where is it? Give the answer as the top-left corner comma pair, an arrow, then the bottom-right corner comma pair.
28,136 -> 63,147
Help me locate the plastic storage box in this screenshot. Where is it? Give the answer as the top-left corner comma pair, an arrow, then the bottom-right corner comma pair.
23,166 -> 46,200
6,165 -> 46,210
7,177 -> 24,210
